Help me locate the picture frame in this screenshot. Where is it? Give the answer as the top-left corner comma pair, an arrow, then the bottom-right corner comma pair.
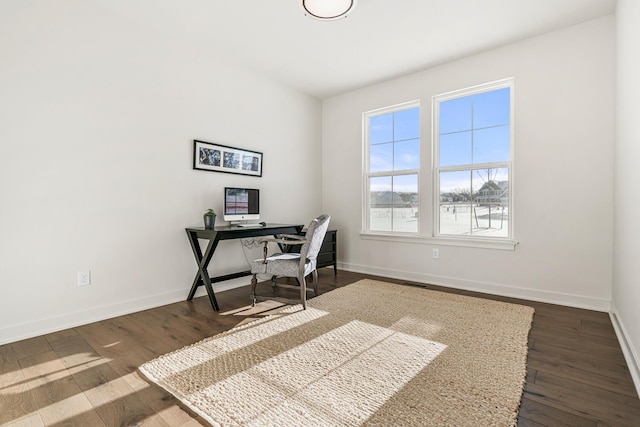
193,140 -> 263,177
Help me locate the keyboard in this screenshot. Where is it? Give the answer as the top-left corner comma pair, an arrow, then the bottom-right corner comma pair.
236,223 -> 264,228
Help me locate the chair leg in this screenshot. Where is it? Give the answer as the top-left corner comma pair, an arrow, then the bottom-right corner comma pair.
250,274 -> 257,306
300,276 -> 307,310
312,269 -> 319,296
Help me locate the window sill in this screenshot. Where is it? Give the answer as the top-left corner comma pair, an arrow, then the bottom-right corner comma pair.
360,232 -> 517,251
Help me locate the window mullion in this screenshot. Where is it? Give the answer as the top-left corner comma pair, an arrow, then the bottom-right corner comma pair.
368,169 -> 420,178
436,162 -> 510,174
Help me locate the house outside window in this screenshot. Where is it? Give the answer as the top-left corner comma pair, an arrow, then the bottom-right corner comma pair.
363,101 -> 420,233
433,78 -> 513,240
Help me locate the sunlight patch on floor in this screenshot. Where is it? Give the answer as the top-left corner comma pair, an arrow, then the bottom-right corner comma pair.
0,355 -> 110,394
103,341 -> 121,348
221,300 -> 287,316
35,391 -> 97,425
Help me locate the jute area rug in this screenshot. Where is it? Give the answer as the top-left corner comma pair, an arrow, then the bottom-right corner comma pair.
139,279 -> 534,426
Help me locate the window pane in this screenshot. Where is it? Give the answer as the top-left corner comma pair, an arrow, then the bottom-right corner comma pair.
472,125 -> 510,164
392,174 -> 418,232
394,138 -> 420,170
473,87 -> 510,128
439,131 -> 471,167
439,97 -> 472,134
435,82 -> 512,240
471,167 -> 509,237
370,176 -> 392,231
394,107 -> 420,141
370,142 -> 393,173
365,102 -> 420,234
370,114 -> 393,144
439,171 -> 472,235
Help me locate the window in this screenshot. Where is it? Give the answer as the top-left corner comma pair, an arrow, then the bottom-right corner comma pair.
364,101 -> 420,233
434,79 -> 513,240
362,79 -> 514,247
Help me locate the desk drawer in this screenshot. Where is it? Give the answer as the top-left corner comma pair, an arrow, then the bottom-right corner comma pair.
320,240 -> 335,252
289,229 -> 337,272
317,252 -> 335,266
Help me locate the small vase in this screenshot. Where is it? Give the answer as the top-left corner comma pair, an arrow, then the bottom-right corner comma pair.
204,214 -> 216,230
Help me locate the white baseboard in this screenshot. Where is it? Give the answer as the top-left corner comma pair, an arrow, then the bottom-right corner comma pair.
338,261 -> 612,312
0,277 -> 251,346
610,304 -> 640,399
0,265 -> 614,347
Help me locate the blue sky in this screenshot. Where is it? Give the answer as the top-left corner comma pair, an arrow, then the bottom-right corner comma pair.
439,87 -> 510,168
369,87 -> 510,195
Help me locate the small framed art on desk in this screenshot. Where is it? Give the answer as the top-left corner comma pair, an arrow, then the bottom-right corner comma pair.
193,140 -> 263,177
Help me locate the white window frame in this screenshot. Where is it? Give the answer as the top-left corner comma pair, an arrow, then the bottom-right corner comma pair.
432,78 -> 515,244
362,100 -> 421,235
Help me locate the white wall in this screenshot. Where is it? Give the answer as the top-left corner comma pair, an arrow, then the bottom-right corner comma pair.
0,1 -> 322,344
613,0 -> 640,395
323,16 -> 615,310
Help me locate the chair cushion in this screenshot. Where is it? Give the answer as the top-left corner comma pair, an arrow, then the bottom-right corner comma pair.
250,254 -> 316,278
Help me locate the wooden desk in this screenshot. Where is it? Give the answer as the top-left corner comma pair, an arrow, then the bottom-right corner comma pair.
185,223 -> 304,311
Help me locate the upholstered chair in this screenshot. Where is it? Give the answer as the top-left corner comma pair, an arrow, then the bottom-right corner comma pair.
250,214 -> 330,309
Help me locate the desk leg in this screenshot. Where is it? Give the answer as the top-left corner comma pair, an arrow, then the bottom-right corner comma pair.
186,230 -> 220,311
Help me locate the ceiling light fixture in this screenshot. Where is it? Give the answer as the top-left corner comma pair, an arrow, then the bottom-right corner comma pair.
299,0 -> 358,21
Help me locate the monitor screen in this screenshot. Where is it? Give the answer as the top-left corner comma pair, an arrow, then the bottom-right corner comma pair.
223,187 -> 260,221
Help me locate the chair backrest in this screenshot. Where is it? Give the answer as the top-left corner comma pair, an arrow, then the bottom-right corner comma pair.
298,214 -> 330,266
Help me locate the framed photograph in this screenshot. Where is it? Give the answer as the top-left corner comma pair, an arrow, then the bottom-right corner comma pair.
193,140 -> 263,177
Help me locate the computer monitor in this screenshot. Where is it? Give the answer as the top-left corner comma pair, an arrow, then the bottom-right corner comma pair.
223,187 -> 260,223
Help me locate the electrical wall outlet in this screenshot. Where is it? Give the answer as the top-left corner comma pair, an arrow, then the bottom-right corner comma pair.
432,248 -> 439,259
77,271 -> 91,287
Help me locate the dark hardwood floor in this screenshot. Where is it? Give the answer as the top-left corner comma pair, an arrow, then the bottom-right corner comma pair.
1,270 -> 639,426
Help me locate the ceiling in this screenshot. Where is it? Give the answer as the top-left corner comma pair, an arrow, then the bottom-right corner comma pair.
96,0 -> 616,99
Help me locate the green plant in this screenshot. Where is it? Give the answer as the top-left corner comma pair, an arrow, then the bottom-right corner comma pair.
204,209 -> 216,216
